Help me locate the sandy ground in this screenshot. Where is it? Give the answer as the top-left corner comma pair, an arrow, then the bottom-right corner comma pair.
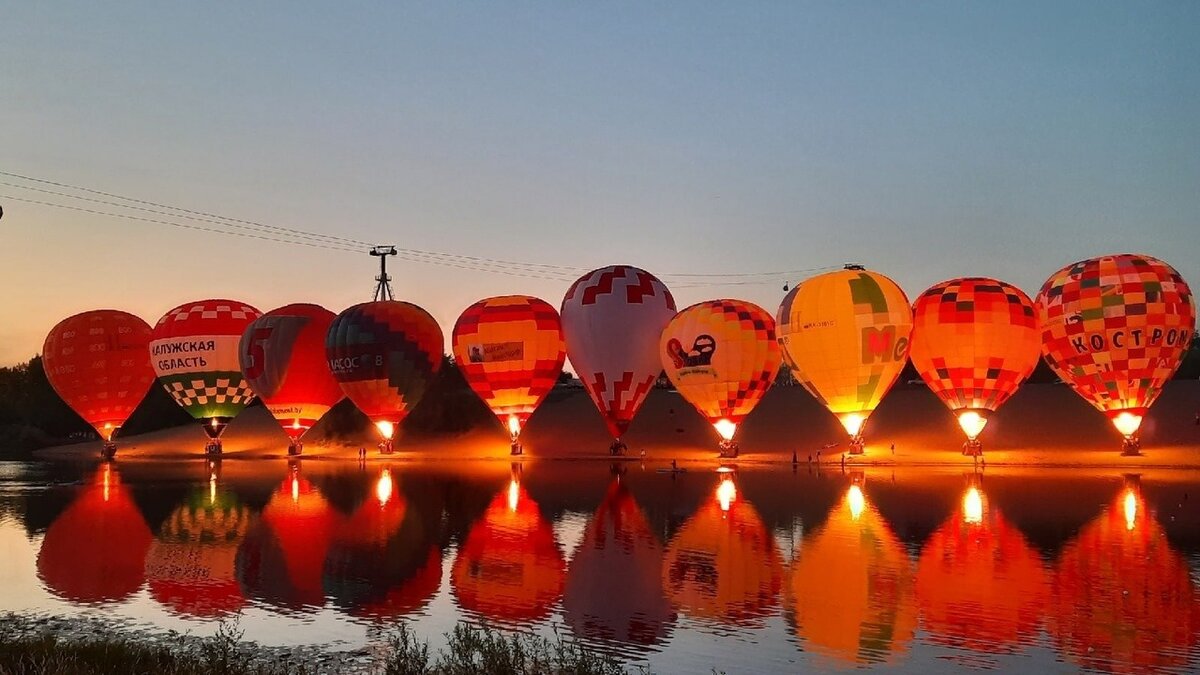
35,381 -> 1200,468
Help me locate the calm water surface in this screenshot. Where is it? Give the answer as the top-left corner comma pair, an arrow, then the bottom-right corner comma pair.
1,459 -> 1199,674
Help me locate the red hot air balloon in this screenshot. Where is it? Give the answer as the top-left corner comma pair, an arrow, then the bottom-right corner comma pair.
150,299 -> 262,455
239,303 -> 343,455
451,296 -> 566,455
326,301 -> 444,454
42,310 -> 156,458
1036,254 -> 1195,454
561,265 -> 676,455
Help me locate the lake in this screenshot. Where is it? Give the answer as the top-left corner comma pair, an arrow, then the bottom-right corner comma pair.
1,459 -> 1198,673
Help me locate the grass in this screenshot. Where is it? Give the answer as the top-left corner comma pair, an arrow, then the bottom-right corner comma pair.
0,617 -> 637,675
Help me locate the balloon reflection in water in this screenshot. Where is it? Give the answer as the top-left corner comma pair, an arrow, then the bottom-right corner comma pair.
323,470 -> 442,619
661,477 -> 783,627
915,484 -> 1047,655
145,483 -> 254,617
1048,484 -> 1200,672
37,464 -> 153,604
451,480 -> 565,625
563,479 -> 676,649
787,479 -> 916,665
236,471 -> 343,610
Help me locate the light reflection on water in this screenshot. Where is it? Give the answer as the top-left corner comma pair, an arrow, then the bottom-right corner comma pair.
1,460 -> 1199,673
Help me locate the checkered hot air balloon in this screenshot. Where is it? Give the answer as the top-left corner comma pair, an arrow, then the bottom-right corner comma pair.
1036,254 -> 1195,454
239,303 -> 343,455
659,299 -> 781,457
451,295 -> 566,454
909,278 -> 1041,455
325,301 -> 444,453
42,310 -> 156,458
561,265 -> 676,455
150,299 -> 263,454
776,265 -> 912,454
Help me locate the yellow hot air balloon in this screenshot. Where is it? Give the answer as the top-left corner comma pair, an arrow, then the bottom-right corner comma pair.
660,300 -> 781,457
909,278 -> 1041,455
776,265 -> 912,454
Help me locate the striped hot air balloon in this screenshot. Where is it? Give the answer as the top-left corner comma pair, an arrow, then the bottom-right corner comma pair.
326,301 -> 444,454
452,296 -> 565,454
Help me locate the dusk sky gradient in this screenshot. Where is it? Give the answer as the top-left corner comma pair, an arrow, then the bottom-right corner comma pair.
2,2 -> 1198,366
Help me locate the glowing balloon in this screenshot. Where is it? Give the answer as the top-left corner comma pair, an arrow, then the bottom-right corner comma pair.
239,303 -> 343,453
150,299 -> 263,449
42,310 -> 156,451
909,278 -> 1040,454
776,265 -> 912,453
326,301 -> 444,452
561,265 -> 676,452
1036,254 -> 1195,452
451,296 -> 566,449
660,300 -> 780,455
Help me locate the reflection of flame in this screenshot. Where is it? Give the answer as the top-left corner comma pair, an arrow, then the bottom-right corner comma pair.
291,477 -> 299,503
209,472 -> 217,504
374,420 -> 395,440
376,470 -> 393,505
717,478 -> 737,512
507,415 -> 521,440
103,463 -> 112,502
957,411 -> 988,441
847,485 -> 865,521
963,486 -> 983,524
1123,488 -> 1137,531
507,479 -> 520,512
713,419 -> 737,442
839,413 -> 866,439
1112,412 -> 1142,439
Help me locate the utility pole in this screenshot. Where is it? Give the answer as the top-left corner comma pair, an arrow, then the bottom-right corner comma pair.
371,246 -> 397,301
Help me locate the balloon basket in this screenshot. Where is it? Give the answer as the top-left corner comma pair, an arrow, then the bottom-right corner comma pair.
205,439 -> 223,457
719,439 -> 739,459
1121,437 -> 1142,457
287,442 -> 303,457
962,439 -> 983,457
510,441 -> 523,456
847,436 -> 865,456
609,439 -> 627,456
100,442 -> 117,461
378,439 -> 395,455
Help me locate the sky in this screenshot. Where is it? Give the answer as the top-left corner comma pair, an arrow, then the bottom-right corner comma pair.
2,1 -> 1198,366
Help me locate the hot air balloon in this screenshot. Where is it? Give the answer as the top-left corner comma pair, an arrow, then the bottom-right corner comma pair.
150,299 -> 263,455
42,310 -> 156,458
660,300 -> 781,457
1036,254 -> 1195,454
326,301 -> 444,454
561,265 -> 676,455
239,303 -> 343,455
661,476 -> 784,627
909,278 -> 1041,456
776,265 -> 912,455
451,296 -> 566,455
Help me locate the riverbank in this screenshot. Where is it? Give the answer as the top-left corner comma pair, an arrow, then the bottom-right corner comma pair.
35,381 -> 1200,467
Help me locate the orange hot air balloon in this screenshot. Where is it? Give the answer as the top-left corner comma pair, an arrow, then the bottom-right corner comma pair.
909,278 -> 1041,455
235,471 -> 343,610
787,481 -> 917,666
1037,254 -> 1195,454
323,470 -> 443,619
776,265 -> 912,454
145,486 -> 253,618
36,464 -> 153,603
661,477 -> 783,627
451,296 -> 566,454
239,303 -> 343,455
563,480 -> 676,649
326,301 -> 444,454
915,485 -> 1047,656
660,300 -> 781,457
42,310 -> 156,457
451,480 -> 565,626
561,265 -> 677,454
1048,485 -> 1200,672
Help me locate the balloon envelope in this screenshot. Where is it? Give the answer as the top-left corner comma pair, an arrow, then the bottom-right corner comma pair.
660,299 -> 780,439
561,265 -> 676,439
150,299 -> 263,437
42,310 -> 156,441
1036,254 -> 1194,435
776,267 -> 912,438
240,303 -> 343,442
326,301 -> 444,434
451,295 -> 565,436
